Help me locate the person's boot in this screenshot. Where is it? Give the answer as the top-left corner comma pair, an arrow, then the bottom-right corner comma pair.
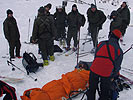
43,60 -> 49,66
50,55 -> 55,61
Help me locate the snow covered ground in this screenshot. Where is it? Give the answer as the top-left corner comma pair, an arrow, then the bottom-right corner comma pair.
0,0 -> 133,100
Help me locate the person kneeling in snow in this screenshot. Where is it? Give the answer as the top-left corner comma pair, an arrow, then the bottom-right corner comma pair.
86,29 -> 123,100
0,80 -> 17,100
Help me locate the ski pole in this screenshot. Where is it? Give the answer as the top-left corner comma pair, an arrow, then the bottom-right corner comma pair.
7,60 -> 37,81
77,28 -> 81,65
123,44 -> 133,54
27,18 -> 31,42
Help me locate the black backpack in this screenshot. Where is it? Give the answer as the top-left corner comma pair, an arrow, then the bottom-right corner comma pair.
80,14 -> 86,27
22,52 -> 43,75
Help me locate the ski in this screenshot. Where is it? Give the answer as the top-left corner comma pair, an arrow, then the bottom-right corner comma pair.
120,74 -> 133,85
0,76 -> 23,83
122,67 -> 133,72
65,50 -> 76,56
56,50 -> 68,56
57,47 -> 71,56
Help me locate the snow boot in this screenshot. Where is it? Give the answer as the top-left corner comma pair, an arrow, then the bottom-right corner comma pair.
50,55 -> 55,61
43,60 -> 49,66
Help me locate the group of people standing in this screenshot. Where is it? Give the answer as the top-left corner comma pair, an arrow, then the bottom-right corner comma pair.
2,1 -> 131,100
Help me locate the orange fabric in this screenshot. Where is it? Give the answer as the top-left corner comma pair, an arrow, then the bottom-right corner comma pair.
21,69 -> 90,100
42,80 -> 67,100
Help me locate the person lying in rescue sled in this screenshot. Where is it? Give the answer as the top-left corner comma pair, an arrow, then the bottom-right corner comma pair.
86,29 -> 123,100
0,80 -> 17,100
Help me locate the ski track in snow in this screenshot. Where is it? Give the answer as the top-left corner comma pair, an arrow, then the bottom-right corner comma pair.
0,0 -> 133,100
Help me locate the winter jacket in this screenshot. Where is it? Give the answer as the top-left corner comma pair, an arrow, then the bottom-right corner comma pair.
3,16 -> 20,42
110,15 -> 122,32
54,10 -> 67,28
87,8 -> 106,29
90,38 -> 123,77
32,13 -> 57,40
67,10 -> 82,31
0,80 -> 17,100
117,5 -> 130,26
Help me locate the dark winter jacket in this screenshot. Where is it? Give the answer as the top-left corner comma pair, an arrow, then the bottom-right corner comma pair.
110,14 -> 122,32
0,80 -> 17,100
54,10 -> 67,28
117,5 -> 130,26
87,8 -> 106,29
90,37 -> 123,77
3,16 -> 20,42
32,13 -> 57,40
67,10 -> 83,30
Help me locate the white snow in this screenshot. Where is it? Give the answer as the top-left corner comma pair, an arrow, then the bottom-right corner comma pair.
0,0 -> 133,100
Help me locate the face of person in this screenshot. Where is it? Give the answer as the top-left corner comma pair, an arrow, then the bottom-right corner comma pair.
122,3 -> 126,8
8,14 -> 13,17
45,7 -> 50,12
72,7 -> 77,11
58,8 -> 62,12
91,8 -> 96,12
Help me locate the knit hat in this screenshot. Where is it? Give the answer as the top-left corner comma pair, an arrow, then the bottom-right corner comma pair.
110,10 -> 118,16
45,3 -> 52,9
112,29 -> 122,38
7,9 -> 13,15
91,4 -> 96,9
72,4 -> 77,8
38,6 -> 45,13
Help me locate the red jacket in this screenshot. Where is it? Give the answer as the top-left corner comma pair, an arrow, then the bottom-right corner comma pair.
90,38 -> 123,77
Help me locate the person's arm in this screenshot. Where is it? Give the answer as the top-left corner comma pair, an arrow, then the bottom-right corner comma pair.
32,19 -> 39,42
3,20 -> 10,41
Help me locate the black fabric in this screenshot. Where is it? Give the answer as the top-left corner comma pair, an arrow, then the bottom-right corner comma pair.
7,9 -> 13,15
86,71 -> 111,100
0,80 -> 17,100
8,39 -> 21,58
22,52 -> 42,74
54,45 -> 63,53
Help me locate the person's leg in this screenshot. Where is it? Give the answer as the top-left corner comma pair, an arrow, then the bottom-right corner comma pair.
9,41 -> 15,58
86,71 -> 99,100
15,40 -> 21,57
73,30 -> 78,48
47,39 -> 54,61
99,76 -> 111,100
39,39 -> 47,60
66,27 -> 73,49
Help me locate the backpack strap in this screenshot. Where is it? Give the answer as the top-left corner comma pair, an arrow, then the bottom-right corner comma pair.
106,41 -> 115,67
29,52 -> 37,61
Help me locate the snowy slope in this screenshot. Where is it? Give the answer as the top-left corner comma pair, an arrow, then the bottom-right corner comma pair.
0,0 -> 133,100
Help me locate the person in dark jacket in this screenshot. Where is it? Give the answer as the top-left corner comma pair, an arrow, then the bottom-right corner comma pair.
32,7 -> 57,66
109,10 -> 122,37
0,80 -> 17,100
66,4 -> 83,51
86,29 -> 123,100
54,6 -> 67,47
87,4 -> 106,53
117,2 -> 130,37
3,9 -> 21,59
